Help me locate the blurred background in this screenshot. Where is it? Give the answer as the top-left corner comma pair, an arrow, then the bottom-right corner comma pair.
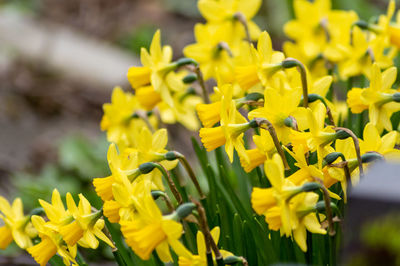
0,0 -> 390,263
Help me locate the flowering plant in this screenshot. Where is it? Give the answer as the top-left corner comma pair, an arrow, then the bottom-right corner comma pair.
2,0 -> 400,265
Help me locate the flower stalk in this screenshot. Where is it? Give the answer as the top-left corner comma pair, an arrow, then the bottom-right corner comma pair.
334,127 -> 364,177
251,118 -> 290,170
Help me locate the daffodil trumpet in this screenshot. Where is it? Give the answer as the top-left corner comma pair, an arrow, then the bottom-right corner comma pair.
250,118 -> 290,170
281,58 -> 309,107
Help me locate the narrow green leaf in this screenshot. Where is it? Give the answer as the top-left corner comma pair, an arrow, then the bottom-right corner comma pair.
104,219 -> 132,266
242,221 -> 258,266
232,214 -> 244,256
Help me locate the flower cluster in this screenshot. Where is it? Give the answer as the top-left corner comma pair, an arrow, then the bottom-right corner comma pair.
2,0 -> 400,265
0,190 -> 114,265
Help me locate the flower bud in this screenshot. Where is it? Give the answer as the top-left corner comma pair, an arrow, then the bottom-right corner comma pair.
335,130 -> 351,140
323,152 -> 343,165
139,162 -> 156,174
176,202 -> 196,220
182,73 -> 197,84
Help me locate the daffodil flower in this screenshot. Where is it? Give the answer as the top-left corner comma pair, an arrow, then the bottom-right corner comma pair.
235,31 -> 285,90
289,193 -> 326,252
248,87 -> 306,144
251,154 -> 302,236
93,143 -> 139,201
127,30 -> 180,109
239,129 -> 276,173
60,193 -> 114,249
283,0 -> 358,77
27,215 -> 77,266
197,0 -> 262,42
199,84 -> 250,162
100,86 -> 157,149
184,24 -> 235,81
120,182 -> 185,262
347,63 -> 400,132
0,196 -> 36,250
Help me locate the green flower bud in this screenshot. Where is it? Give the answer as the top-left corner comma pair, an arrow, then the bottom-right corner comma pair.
335,130 -> 351,140
139,162 -> 156,174
182,73 -> 197,84
176,202 -> 196,219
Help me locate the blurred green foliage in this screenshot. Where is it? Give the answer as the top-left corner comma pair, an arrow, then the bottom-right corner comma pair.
349,213 -> 400,266
12,135 -> 109,211
118,25 -> 158,56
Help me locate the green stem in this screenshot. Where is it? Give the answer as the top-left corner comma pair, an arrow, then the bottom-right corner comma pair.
252,118 -> 290,170
312,178 -> 335,236
194,66 -> 210,104
104,219 -> 131,266
169,151 -> 205,199
153,163 -> 183,204
334,127 -> 363,177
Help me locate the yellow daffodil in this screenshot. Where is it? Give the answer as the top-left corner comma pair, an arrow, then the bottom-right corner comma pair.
120,182 -> 184,262
260,192 -> 326,252
199,84 -> 250,162
198,0 -> 262,42
283,0 -> 358,77
104,177 -> 148,223
240,129 -> 276,173
347,63 -> 400,132
27,215 -> 76,266
38,189 -> 71,228
376,0 -> 400,48
127,30 -> 179,108
100,86 -> 157,149
290,193 -> 326,252
360,123 -> 400,161
251,154 -> 300,236
248,87 -> 305,144
235,31 -> 285,90
0,196 -> 36,250
338,27 -> 395,79
284,145 -> 328,191
157,85 -> 202,131
184,23 -> 234,81
93,143 -> 138,201
60,193 -> 114,249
